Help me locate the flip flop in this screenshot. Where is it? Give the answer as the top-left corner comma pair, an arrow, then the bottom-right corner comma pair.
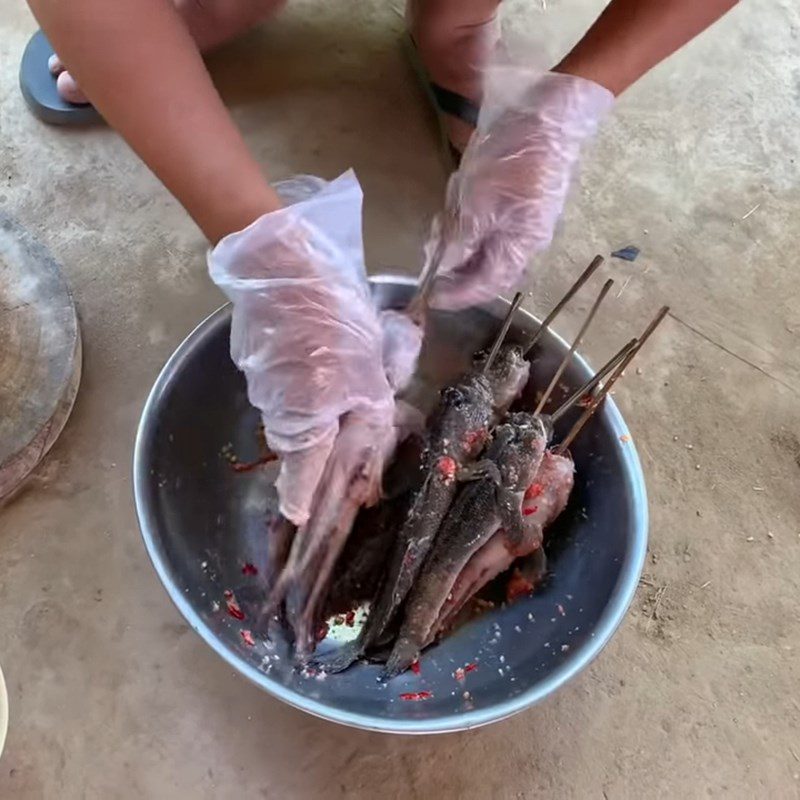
19,30 -> 102,125
402,32 -> 480,170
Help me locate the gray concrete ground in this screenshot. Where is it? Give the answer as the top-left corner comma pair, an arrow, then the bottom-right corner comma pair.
1,0 -> 799,797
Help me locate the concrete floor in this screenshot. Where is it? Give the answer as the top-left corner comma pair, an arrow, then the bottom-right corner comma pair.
1,0 -> 799,796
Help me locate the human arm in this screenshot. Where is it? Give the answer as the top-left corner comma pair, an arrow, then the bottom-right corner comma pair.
27,1 -> 395,524
428,0 -> 740,309
26,0 -> 280,242
555,0 -> 740,96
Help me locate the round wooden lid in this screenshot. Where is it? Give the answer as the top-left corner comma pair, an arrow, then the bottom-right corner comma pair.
0,213 -> 81,501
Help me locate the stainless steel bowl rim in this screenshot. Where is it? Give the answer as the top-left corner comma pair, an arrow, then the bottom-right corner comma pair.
133,274 -> 648,734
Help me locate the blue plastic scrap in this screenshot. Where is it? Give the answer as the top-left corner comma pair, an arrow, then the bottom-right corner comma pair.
611,246 -> 640,262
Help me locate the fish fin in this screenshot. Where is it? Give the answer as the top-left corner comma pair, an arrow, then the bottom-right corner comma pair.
311,640 -> 364,674
497,488 -> 525,549
457,459 -> 501,484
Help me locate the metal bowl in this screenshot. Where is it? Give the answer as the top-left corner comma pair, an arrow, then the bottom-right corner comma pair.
133,275 -> 647,734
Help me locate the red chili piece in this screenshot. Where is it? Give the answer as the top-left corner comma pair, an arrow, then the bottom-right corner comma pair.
316,622 -> 330,642
241,563 -> 259,576
240,629 -> 255,646
506,569 -> 535,602
344,610 -> 356,627
454,668 -> 465,682
437,456 -> 457,481
230,453 -> 278,473
523,506 -> 539,516
464,663 -> 478,674
463,430 -> 486,451
399,691 -> 433,701
525,482 -> 543,500
410,660 -> 421,675
224,590 -> 246,621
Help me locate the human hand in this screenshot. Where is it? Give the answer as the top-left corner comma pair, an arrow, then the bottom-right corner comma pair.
208,170 -> 394,525
426,68 -> 615,310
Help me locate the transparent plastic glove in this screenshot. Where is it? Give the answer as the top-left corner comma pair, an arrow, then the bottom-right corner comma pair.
426,68 -> 615,310
378,309 -> 424,394
208,170 -> 394,526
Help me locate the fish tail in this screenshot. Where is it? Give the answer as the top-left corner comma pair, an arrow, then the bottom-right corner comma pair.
382,636 -> 421,680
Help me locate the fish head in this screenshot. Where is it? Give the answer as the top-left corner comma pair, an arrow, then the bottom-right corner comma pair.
473,344 -> 530,413
497,412 -> 549,490
430,373 -> 494,459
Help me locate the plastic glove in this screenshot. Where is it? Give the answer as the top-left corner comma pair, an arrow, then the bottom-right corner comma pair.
425,68 -> 615,310
208,170 -> 394,526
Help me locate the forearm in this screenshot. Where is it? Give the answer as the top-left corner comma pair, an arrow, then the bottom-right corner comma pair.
27,0 -> 280,242
554,0 -> 739,96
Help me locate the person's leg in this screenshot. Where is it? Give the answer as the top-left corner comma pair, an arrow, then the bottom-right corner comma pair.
50,0 -> 287,104
407,0 -> 501,152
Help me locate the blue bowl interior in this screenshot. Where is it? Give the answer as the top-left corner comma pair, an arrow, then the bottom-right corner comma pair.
134,277 -> 647,733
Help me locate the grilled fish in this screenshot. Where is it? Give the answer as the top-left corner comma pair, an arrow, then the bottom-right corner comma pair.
383,412 -> 549,677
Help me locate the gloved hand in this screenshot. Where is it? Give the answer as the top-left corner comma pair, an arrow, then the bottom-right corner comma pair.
208,170 -> 394,526
425,68 -> 615,310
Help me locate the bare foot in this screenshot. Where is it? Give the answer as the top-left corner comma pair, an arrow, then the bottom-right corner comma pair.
48,0 -> 287,105
407,0 -> 500,153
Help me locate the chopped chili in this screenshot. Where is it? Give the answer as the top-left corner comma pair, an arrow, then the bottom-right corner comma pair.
463,430 -> 487,451
241,563 -> 259,576
523,506 -> 539,516
410,660 -> 421,675
506,568 -> 535,602
223,590 -> 245,621
240,629 -> 255,646
437,456 -> 457,481
230,453 -> 278,473
399,691 -> 433,701
525,482 -> 543,499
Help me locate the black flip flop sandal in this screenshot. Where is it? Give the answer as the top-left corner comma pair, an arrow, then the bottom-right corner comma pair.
402,33 -> 480,171
19,30 -> 102,126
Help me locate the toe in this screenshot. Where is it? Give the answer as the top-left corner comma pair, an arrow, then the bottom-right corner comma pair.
47,53 -> 65,76
56,71 -> 90,105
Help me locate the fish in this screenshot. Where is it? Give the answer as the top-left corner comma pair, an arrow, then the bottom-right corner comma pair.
383,412 -> 549,677
263,514 -> 297,599
325,434 -> 425,617
474,343 -> 531,418
315,370 -> 496,672
312,296 -> 530,671
263,305 -> 427,655
433,449 -> 575,637
274,412 -> 389,657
